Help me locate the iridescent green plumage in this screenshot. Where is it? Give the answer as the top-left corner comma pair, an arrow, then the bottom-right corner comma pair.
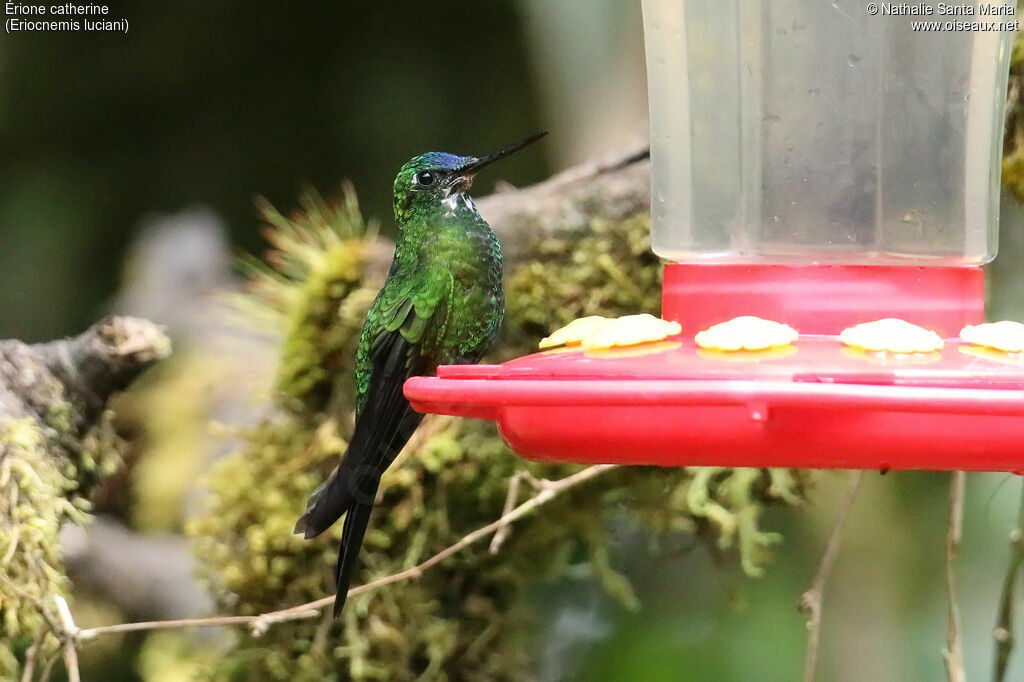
295,133 -> 546,615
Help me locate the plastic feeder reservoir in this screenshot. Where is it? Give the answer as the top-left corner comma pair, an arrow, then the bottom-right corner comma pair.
406,0 -> 1024,472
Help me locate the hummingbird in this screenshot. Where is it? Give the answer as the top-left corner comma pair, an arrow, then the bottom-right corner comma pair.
294,131 -> 547,616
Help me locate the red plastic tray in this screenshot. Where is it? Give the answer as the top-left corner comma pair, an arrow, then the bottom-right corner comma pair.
405,337 -> 1024,472
405,264 -> 1023,471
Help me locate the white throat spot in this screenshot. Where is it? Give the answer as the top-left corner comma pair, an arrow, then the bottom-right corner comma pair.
442,192 -> 476,215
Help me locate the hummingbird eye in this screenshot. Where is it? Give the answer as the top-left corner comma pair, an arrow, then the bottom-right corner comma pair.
413,171 -> 437,188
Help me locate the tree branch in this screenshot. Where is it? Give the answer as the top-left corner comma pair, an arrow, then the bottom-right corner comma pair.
1,316 -> 170,429
799,470 -> 863,682
37,316 -> 171,424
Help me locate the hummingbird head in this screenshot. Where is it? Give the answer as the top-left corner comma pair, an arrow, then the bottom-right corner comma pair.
392,131 -> 547,224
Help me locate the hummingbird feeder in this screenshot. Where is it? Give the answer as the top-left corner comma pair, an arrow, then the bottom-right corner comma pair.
405,0 -> 1024,472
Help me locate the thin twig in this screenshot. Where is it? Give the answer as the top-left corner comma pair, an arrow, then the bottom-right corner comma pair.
993,480 -> 1024,682
37,649 -> 60,682
79,614 -> 281,639
54,596 -> 80,682
799,469 -> 863,682
19,626 -> 49,682
77,464 -> 618,641
944,471 -> 967,682
489,472 -> 524,554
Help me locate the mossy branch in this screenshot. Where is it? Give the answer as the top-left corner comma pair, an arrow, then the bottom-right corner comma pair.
0,316 -> 169,676
1,316 -> 170,428
33,316 -> 171,425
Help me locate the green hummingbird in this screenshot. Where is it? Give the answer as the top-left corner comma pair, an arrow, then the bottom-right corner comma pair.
294,131 -> 547,615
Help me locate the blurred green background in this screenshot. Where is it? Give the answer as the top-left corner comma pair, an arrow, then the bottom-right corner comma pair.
3,2 -> 1024,681
0,1 -> 644,342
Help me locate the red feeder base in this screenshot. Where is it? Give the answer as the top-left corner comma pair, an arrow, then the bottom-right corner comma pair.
662,263 -> 984,336
404,264 -> 1024,472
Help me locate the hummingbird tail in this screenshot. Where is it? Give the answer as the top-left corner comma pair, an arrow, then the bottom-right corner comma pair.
293,463 -> 355,539
292,455 -> 382,615
333,485 -> 379,616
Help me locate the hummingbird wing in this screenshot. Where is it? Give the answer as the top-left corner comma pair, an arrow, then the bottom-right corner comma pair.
295,281 -> 450,615
294,294 -> 445,537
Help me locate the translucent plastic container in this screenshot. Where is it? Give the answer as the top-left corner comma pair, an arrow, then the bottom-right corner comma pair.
642,0 -> 1015,265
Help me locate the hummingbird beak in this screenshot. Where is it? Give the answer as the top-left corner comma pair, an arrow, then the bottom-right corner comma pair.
456,131 -> 548,179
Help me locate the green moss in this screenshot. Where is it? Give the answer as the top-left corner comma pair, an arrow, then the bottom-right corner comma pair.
239,186 -> 379,414
504,214 -> 661,347
0,419 -> 82,675
0,354 -> 125,678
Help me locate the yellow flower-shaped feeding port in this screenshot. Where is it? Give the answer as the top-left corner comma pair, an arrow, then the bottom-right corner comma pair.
539,316 -> 612,349
694,316 -> 799,352
839,318 -> 943,354
540,314 -> 682,350
959,321 -> 1024,354
580,314 -> 682,350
